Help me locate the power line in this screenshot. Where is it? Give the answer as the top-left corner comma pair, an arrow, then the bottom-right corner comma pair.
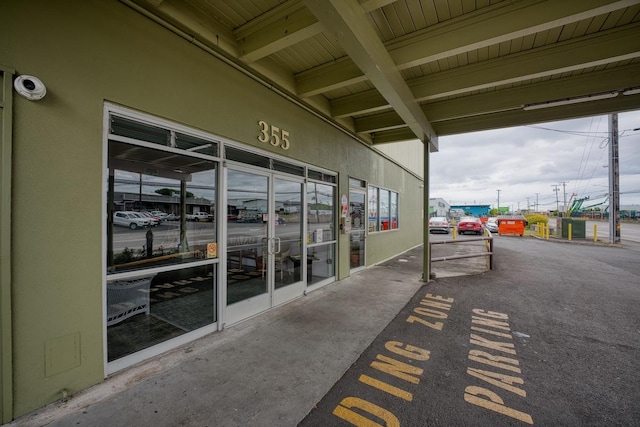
526,124 -> 640,137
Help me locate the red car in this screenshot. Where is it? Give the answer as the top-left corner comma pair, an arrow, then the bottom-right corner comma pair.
457,216 -> 483,235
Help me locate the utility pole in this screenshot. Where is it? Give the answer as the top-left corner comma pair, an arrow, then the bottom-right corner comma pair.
609,113 -> 620,243
526,197 -> 530,212
535,193 -> 539,212
560,181 -> 568,217
496,189 -> 501,213
552,185 -> 559,216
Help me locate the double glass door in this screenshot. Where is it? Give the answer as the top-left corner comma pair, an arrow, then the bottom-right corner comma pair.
225,168 -> 305,324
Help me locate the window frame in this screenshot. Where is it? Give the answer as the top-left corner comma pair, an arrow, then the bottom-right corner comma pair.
106,109 -> 222,278
367,185 -> 399,233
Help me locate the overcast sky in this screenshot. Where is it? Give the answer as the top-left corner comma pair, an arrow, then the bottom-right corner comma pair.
430,110 -> 640,212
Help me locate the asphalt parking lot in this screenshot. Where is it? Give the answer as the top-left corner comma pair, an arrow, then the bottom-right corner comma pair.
300,236 -> 640,426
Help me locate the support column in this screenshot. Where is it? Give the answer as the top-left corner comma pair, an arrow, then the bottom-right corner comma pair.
1,67 -> 15,423
423,139 -> 431,281
608,113 -> 620,244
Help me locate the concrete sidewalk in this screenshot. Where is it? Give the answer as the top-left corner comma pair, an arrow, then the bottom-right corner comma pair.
8,247 -> 432,427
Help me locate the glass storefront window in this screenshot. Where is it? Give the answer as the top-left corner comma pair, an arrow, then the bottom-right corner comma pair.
106,111 -> 219,364
368,186 -> 399,232
107,263 -> 216,361
307,182 -> 335,243
107,141 -> 217,273
309,169 -> 336,183
225,146 -> 270,169
379,189 -> 390,230
307,181 -> 335,283
368,186 -> 378,232
306,244 -> 334,285
390,191 -> 399,229
226,169 -> 269,305
105,109 -> 341,364
110,115 -> 218,157
273,159 -> 305,176
110,115 -> 170,145
175,132 -> 219,157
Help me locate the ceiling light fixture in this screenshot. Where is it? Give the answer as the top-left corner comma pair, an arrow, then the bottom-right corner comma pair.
523,91 -> 619,111
622,88 -> 640,96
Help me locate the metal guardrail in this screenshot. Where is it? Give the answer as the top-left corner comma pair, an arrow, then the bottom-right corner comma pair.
429,231 -> 494,273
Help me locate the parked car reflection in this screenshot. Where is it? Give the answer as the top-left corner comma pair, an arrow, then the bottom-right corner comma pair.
113,211 -> 150,230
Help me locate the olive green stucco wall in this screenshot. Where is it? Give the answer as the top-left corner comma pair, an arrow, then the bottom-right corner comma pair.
0,0 -> 423,418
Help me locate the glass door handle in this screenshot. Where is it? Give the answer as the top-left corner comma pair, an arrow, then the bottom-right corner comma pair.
266,237 -> 281,255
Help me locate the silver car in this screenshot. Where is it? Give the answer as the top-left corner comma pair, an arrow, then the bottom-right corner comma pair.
428,216 -> 450,234
113,211 -> 150,230
485,217 -> 499,233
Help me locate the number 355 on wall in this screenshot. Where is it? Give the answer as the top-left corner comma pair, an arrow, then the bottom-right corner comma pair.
258,120 -> 290,150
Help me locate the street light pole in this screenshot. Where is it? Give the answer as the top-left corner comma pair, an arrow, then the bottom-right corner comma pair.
496,189 -> 501,213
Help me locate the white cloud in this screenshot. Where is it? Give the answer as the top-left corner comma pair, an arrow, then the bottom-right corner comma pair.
430,111 -> 640,210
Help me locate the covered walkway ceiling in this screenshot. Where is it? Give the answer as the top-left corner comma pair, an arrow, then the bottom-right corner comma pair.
125,0 -> 640,152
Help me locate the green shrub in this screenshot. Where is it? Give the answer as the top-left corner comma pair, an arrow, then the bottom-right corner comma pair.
525,213 -> 548,229
114,247 -> 135,264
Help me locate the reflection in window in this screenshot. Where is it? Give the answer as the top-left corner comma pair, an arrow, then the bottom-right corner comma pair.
307,182 -> 335,243
390,192 -> 399,229
175,132 -> 219,157
349,191 -> 366,269
307,181 -> 336,284
107,141 -> 217,273
368,186 -> 399,232
274,178 -> 303,290
110,115 -> 219,157
309,169 -> 336,183
226,170 -> 268,304
107,264 -> 216,361
110,115 -> 170,145
379,189 -> 390,230
306,244 -> 334,285
106,112 -> 219,364
368,186 -> 378,232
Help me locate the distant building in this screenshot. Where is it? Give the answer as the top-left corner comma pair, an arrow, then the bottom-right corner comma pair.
429,198 -> 450,217
451,204 -> 491,218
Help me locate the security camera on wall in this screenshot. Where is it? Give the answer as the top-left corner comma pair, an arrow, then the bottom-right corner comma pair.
14,75 -> 47,100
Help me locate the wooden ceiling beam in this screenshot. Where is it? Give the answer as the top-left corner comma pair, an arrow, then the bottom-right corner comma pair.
432,95 -> 640,136
304,0 -> 438,150
235,0 -> 323,62
355,62 -> 640,133
296,0 -> 636,97
334,23 -> 640,118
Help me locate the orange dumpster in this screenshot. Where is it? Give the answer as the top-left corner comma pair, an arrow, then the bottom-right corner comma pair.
497,215 -> 528,236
